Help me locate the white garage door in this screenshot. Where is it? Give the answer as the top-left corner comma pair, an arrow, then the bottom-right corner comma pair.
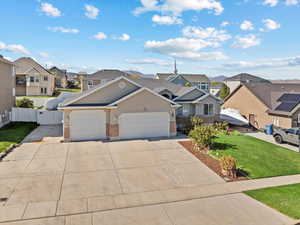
70,110 -> 106,141
119,112 -> 170,139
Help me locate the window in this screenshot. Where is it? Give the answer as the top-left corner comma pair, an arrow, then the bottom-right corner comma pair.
44,88 -> 47,94
35,77 -> 39,82
87,80 -> 94,89
12,88 -> 15,97
183,104 -> 190,116
298,114 -> 300,123
204,104 -> 214,116
200,83 -> 209,91
40,88 -> 44,94
44,76 -> 48,81
30,76 -> 34,82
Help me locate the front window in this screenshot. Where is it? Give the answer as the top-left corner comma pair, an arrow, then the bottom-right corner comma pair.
204,104 -> 214,116
87,80 -> 94,89
44,76 -> 48,81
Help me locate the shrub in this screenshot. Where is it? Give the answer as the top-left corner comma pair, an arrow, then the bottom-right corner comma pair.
220,155 -> 237,178
16,98 -> 34,108
214,121 -> 229,135
219,83 -> 230,99
191,116 -> 203,127
189,125 -> 217,152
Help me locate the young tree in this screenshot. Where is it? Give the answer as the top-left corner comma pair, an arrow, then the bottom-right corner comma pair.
16,98 -> 34,108
219,83 -> 230,99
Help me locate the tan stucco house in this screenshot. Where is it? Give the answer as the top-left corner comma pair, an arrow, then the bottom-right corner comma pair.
0,56 -> 15,127
59,76 -> 180,141
14,57 -> 55,96
223,83 -> 300,129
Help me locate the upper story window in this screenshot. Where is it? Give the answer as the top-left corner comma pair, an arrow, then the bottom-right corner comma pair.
87,80 -> 94,89
200,83 -> 209,91
204,104 -> 214,116
30,76 -> 34,82
44,76 -> 48,81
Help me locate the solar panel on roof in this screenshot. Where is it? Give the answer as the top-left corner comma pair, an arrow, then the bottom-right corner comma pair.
277,94 -> 300,102
275,102 -> 299,112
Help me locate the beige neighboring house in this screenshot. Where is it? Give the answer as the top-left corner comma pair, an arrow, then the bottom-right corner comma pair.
223,83 -> 300,129
0,56 -> 15,127
59,76 -> 180,142
81,70 -> 140,92
14,57 -> 55,96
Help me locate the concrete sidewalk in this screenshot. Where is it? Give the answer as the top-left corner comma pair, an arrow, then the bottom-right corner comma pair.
246,132 -> 299,152
22,125 -> 63,143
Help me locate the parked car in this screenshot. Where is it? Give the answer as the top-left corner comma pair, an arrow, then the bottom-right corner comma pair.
273,126 -> 299,146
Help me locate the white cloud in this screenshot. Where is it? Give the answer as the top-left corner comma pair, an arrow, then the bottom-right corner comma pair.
113,33 -> 131,41
232,34 -> 261,48
133,0 -> 224,16
240,20 -> 254,30
0,41 -> 30,55
47,26 -> 80,34
220,21 -> 229,27
152,15 -> 182,25
262,19 -> 281,31
182,26 -> 231,43
39,52 -> 50,58
262,0 -> 278,7
218,56 -> 300,71
285,0 -> 300,5
144,37 -> 227,61
40,2 -> 61,17
93,32 -> 107,40
85,4 -> 100,19
127,58 -> 172,66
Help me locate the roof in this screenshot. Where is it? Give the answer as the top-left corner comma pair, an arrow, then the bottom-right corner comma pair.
14,57 -> 52,75
82,69 -> 139,81
226,82 -> 300,116
156,73 -> 210,83
224,73 -> 270,83
0,56 -> 14,65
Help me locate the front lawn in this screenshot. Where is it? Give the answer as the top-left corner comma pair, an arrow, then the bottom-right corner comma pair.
245,184 -> 300,219
0,122 -> 38,153
210,132 -> 300,179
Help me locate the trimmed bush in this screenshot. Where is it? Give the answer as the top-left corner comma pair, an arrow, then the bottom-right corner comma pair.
189,125 -> 217,152
220,155 -> 237,178
16,98 -> 34,108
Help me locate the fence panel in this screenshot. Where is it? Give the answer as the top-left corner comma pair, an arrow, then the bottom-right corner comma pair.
10,108 -> 37,122
37,110 -> 63,125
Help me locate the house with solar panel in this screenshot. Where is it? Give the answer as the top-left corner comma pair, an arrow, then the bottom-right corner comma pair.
223,82 -> 300,129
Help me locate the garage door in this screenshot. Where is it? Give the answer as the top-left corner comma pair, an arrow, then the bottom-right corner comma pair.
70,110 -> 106,141
119,112 -> 170,139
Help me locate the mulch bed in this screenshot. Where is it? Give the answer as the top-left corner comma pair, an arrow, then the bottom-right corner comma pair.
179,140 -> 248,182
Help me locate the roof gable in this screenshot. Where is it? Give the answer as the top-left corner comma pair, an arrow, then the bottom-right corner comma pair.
14,57 -> 51,75
173,87 -> 206,102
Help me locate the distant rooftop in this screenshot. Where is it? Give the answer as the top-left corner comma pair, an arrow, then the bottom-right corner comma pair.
225,73 -> 270,83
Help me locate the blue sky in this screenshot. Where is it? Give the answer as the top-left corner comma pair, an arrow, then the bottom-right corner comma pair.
0,0 -> 299,79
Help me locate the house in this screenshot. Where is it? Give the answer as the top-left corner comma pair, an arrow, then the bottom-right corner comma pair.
0,56 -> 15,127
223,83 -> 300,129
81,69 -> 140,91
14,57 -> 55,96
224,73 -> 270,94
48,66 -> 68,88
156,73 -> 210,92
210,82 -> 223,97
59,76 -> 180,141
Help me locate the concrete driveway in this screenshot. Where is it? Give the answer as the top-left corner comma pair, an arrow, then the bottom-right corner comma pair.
0,140 -> 296,224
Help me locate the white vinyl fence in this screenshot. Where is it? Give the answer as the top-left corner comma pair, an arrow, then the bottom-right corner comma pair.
10,108 -> 63,125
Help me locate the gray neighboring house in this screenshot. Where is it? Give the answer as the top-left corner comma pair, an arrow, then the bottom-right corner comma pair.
0,56 -> 15,127
156,73 -> 211,93
81,70 -> 140,91
224,73 -> 270,94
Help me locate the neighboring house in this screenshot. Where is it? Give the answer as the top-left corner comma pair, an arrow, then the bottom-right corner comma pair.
223,83 -> 300,129
59,76 -> 180,141
224,73 -> 270,94
210,83 -> 223,97
156,73 -> 211,92
14,57 -> 55,96
48,66 -> 67,88
81,69 -> 140,91
0,56 -> 15,127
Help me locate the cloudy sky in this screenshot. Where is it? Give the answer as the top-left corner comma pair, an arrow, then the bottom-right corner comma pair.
1,0 -> 299,79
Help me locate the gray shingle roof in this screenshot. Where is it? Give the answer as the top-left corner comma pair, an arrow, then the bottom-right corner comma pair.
83,69 -> 137,81
14,57 -> 52,75
156,73 -> 210,83
225,73 -> 270,83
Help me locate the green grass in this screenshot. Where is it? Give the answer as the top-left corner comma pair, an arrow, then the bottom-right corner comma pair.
245,184 -> 300,219
0,122 -> 38,153
18,96 -> 51,98
57,88 -> 81,93
210,132 -> 300,179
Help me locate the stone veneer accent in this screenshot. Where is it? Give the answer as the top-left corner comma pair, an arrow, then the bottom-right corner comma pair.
107,124 -> 119,138
170,121 -> 177,136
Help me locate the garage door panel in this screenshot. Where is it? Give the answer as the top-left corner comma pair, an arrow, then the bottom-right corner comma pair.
70,110 -> 106,141
119,112 -> 170,139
